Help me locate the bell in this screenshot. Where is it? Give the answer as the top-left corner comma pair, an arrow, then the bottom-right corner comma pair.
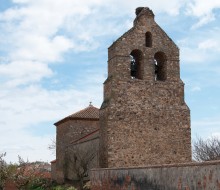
131,61 -> 137,77
155,64 -> 158,74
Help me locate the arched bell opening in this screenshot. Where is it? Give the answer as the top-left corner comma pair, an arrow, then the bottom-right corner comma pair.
145,32 -> 152,47
130,49 -> 143,79
154,51 -> 167,81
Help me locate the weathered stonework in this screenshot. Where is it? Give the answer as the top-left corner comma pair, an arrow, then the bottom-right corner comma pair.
99,7 -> 191,168
54,105 -> 99,183
65,136 -> 99,181
50,160 -> 56,181
91,161 -> 220,190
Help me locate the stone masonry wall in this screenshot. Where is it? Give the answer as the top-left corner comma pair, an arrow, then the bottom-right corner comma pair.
51,161 -> 56,181
100,79 -> 191,168
90,161 -> 220,190
66,137 -> 99,181
99,7 -> 191,168
56,119 -> 99,182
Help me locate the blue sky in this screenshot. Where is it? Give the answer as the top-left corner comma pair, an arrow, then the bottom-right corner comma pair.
0,0 -> 220,163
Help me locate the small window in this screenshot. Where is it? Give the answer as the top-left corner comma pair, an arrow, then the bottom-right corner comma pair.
145,32 -> 152,47
154,52 -> 167,81
130,55 -> 137,78
130,49 -> 143,79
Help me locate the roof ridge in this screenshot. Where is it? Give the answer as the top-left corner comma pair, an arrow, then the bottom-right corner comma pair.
109,27 -> 135,49
70,105 -> 98,117
54,105 -> 99,126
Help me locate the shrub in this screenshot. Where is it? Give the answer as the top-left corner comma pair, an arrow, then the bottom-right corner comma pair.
52,186 -> 66,190
83,181 -> 91,190
67,187 -> 77,190
28,177 -> 51,190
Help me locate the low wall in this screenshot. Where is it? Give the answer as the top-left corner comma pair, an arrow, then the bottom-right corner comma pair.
90,161 -> 220,190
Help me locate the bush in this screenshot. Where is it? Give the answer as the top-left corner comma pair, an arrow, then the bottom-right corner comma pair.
51,185 -> 77,190
52,186 -> 66,190
28,177 -> 51,190
31,187 -> 45,190
67,187 -> 77,190
83,181 -> 91,190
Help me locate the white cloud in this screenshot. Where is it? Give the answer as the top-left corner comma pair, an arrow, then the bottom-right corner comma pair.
192,116 -> 220,141
104,0 -> 187,16
147,0 -> 187,15
180,47 -> 207,63
193,120 -> 220,128
0,83 -> 102,162
191,13 -> 215,29
187,0 -> 220,17
0,0 -> 126,162
191,86 -> 201,92
0,85 -> 102,128
210,132 -> 220,139
0,61 -> 53,86
198,39 -> 220,51
186,0 -> 220,28
10,35 -> 73,63
0,0 -> 191,72
179,27 -> 220,64
0,130 -> 54,163
13,0 -> 30,3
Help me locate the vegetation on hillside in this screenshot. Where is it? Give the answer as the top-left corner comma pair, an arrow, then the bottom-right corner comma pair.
0,153 -> 79,190
2,136 -> 220,189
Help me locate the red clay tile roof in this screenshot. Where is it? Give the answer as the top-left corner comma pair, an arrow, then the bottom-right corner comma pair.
69,105 -> 99,119
54,105 -> 99,126
50,159 -> 56,163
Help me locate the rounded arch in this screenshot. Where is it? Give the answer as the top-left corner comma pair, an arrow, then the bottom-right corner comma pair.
154,51 -> 167,81
130,49 -> 143,79
145,32 -> 152,47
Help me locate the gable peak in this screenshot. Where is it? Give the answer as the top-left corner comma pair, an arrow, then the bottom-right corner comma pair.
135,7 -> 154,18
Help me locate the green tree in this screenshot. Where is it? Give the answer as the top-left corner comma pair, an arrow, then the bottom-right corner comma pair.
0,153 -> 8,190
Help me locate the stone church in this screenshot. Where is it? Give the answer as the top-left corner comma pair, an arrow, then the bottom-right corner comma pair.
51,7 -> 191,183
